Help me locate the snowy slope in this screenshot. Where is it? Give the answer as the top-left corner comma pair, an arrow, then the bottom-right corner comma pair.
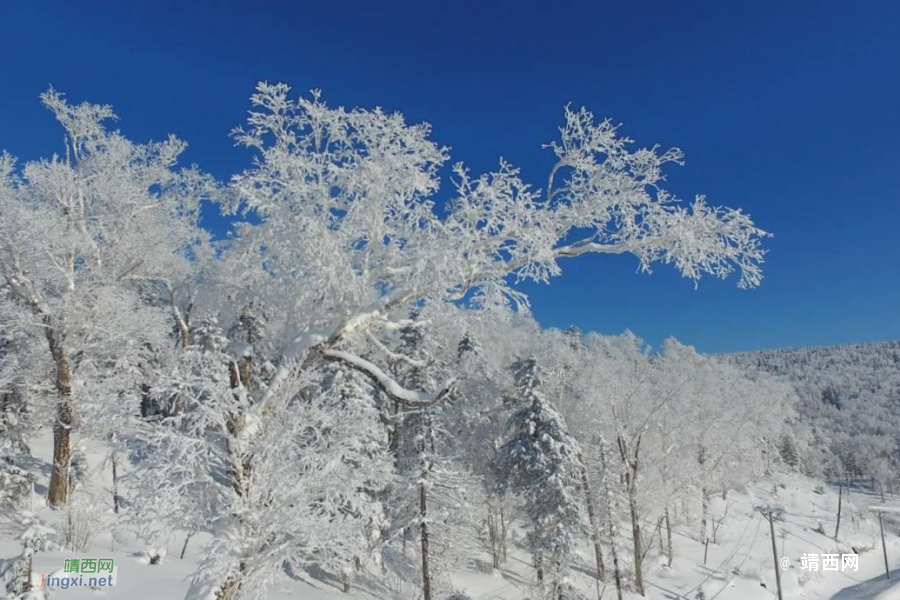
3,433 -> 900,600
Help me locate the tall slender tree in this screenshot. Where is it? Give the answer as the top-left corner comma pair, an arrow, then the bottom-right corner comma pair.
496,358 -> 583,599
0,90 -> 211,506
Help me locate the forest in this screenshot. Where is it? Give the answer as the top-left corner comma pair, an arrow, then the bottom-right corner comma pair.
730,341 -> 900,485
0,84 -> 889,600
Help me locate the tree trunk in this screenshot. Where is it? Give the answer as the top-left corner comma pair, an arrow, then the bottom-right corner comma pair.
599,441 -> 624,600
47,331 -> 72,507
418,416 -> 434,600
629,485 -> 645,596
420,480 -> 431,600
214,363 -> 253,600
665,507 -> 674,567
618,434 -> 644,596
215,576 -> 242,600
486,498 -> 507,569
111,456 -> 120,514
499,506 -> 508,562
487,506 -> 500,569
700,487 -> 709,542
835,478 -> 843,541
140,382 -> 155,418
180,532 -> 193,560
580,462 -> 606,582
172,306 -> 190,348
226,361 -> 252,498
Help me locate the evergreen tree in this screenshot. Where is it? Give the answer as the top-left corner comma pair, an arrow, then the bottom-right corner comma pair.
388,314 -> 469,600
0,325 -> 34,513
779,433 -> 800,469
496,358 -> 583,599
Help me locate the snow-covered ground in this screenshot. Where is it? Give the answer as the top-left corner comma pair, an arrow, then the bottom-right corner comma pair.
4,433 -> 900,600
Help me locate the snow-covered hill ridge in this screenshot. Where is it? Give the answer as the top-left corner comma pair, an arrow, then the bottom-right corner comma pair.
726,340 -> 900,483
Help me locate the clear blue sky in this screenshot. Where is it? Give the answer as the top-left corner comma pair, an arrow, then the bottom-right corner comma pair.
1,1 -> 898,353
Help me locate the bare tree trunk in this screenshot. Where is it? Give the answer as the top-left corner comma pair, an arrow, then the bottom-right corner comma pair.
172,305 -> 191,348
180,532 -> 193,560
580,462 -> 606,582
47,330 -> 72,507
711,503 -> 731,544
700,486 -> 709,542
420,478 -> 431,600
665,506 -> 674,567
629,484 -> 645,596
486,498 -> 509,569
599,440 -> 624,600
499,506 -> 508,562
418,415 -> 434,600
388,398 -> 400,463
618,434 -> 644,596
835,477 -> 843,541
111,455 -> 120,514
487,507 -> 500,569
215,363 -> 253,600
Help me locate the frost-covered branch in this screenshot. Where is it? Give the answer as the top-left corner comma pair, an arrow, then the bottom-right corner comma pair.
324,349 -> 454,407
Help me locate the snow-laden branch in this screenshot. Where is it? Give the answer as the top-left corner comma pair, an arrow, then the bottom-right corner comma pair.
324,349 -> 454,407
366,331 -> 427,368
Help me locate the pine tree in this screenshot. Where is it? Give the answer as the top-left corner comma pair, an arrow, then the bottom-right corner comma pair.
0,324 -> 34,513
387,315 -> 469,600
0,387 -> 32,513
778,433 -> 800,469
496,358 -> 583,599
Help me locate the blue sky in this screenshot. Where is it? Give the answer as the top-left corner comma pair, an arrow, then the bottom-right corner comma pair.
1,1 -> 898,353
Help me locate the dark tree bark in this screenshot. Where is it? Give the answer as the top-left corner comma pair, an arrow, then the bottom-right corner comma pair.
835,477 -> 844,541
579,460 -> 606,582
665,507 -> 674,567
111,456 -> 120,514
599,440 -> 624,600
618,433 -> 645,596
47,328 -> 72,507
418,414 -> 437,600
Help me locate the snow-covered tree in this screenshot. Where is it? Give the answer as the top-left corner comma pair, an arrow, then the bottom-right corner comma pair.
0,81 -> 773,599
0,313 -> 34,512
181,82 -> 766,596
217,81 -> 767,439
0,90 -> 212,506
728,341 -> 900,481
1,511 -> 57,599
127,317 -> 396,600
496,358 -> 583,598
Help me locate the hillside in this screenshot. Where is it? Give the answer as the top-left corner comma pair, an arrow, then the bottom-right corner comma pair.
727,341 -> 900,481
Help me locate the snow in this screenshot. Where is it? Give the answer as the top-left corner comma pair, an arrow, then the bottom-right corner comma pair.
6,432 -> 900,599
0,83 -> 882,600
324,349 -> 436,404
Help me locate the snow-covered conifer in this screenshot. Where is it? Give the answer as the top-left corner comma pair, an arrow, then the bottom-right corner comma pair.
496,358 -> 583,598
